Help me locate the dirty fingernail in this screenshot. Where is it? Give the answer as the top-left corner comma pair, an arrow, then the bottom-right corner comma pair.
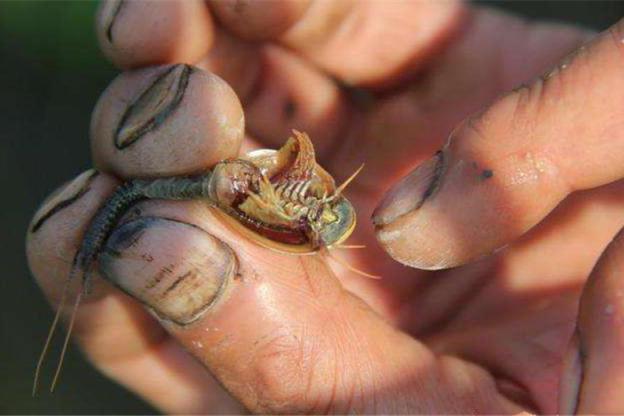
115,64 -> 193,149
372,150 -> 445,226
99,0 -> 125,44
30,169 -> 99,233
100,217 -> 236,325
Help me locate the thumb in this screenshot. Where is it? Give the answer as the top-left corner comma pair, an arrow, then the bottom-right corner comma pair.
372,19 -> 623,269
101,200 -> 517,413
559,226 -> 624,413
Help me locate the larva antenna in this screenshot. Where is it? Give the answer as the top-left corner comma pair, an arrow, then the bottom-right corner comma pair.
322,247 -> 381,279
333,164 -> 365,198
32,267 -> 73,396
336,244 -> 367,249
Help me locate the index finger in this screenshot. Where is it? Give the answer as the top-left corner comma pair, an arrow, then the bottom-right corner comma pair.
372,19 -> 624,269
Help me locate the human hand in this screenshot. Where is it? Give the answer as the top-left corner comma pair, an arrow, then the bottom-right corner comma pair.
26,0 -> 624,413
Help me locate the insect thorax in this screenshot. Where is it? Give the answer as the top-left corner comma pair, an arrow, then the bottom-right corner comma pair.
206,131 -> 357,252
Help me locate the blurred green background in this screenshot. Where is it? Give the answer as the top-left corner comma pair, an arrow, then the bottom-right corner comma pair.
0,1 -> 623,414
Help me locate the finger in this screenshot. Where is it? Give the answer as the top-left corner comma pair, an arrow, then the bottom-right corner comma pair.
96,0 -> 214,69
329,9 -> 592,192
196,32 -> 350,159
559,226 -> 624,414
26,171 -> 241,413
209,0 -> 310,41
372,20 -> 624,269
91,64 -> 244,178
243,45 -> 350,158
210,0 -> 465,88
195,30 -> 262,102
97,198 -> 521,414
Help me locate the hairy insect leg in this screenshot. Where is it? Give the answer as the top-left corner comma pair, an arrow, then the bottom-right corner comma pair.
333,164 -> 365,198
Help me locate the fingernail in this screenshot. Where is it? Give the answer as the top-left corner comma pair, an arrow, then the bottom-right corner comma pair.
372,151 -> 445,226
99,0 -> 125,44
559,330 -> 584,414
100,217 -> 236,325
30,169 -> 99,233
115,64 -> 193,149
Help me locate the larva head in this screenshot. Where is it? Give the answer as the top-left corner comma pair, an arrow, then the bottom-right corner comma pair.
312,196 -> 357,248
210,131 -> 360,254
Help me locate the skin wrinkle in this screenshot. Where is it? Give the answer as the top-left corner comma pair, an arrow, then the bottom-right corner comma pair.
288,277 -> 337,316
253,330 -> 314,412
297,255 -> 324,300
342,311 -> 373,413
416,265 -> 492,336
443,354 -> 532,413
506,77 -> 542,133
327,314 -> 353,413
323,361 -> 339,413
247,278 -> 356,409
300,323 -> 319,411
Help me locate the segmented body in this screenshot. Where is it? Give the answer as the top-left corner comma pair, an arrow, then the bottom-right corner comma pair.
74,130 -> 357,286
275,180 -> 317,218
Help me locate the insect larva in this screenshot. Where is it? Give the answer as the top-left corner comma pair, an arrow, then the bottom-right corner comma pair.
33,130 -> 372,395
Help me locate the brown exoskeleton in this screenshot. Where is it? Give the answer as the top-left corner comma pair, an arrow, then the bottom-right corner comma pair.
34,130 -> 371,394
